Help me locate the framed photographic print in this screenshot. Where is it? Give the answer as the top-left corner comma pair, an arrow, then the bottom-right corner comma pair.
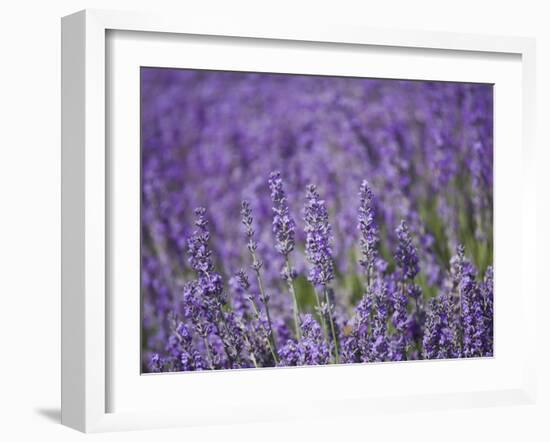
61,9 -> 537,432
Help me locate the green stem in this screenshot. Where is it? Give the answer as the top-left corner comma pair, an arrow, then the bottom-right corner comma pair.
313,289 -> 328,342
284,256 -> 301,340
324,287 -> 340,363
250,251 -> 279,362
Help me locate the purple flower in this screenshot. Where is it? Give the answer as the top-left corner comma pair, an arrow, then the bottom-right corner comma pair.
241,200 -> 263,271
456,250 -> 485,358
358,180 -> 379,284
187,207 -> 214,275
344,277 -> 390,363
394,220 -> 419,280
268,171 -> 296,257
304,184 -> 334,287
422,293 -> 456,359
148,353 -> 164,372
349,293 -> 372,362
165,319 -> 206,371
279,314 -> 330,366
235,269 -> 251,291
187,209 -> 227,312
269,171 -> 301,340
449,245 -> 487,358
303,184 -> 341,361
186,208 -> 252,368
481,266 -> 494,356
389,279 -> 411,361
369,279 -> 390,361
240,200 -> 279,361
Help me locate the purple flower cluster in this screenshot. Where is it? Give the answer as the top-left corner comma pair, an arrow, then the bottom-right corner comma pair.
279,314 -> 330,366
141,69 -> 493,372
422,246 -> 493,359
395,220 -> 420,281
304,184 -> 335,288
358,180 -> 379,286
268,171 -> 296,257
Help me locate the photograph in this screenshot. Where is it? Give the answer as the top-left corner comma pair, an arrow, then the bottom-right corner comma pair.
1,0 -> 545,439
140,67 -> 494,373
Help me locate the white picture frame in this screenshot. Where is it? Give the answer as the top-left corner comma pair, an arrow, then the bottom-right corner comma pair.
61,9 -> 537,433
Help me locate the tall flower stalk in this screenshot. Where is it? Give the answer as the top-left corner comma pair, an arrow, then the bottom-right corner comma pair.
393,220 -> 422,358
239,200 -> 279,362
304,184 -> 340,363
268,171 -> 301,339
395,220 -> 420,281
358,180 -> 379,290
187,207 -> 248,368
454,245 -> 485,358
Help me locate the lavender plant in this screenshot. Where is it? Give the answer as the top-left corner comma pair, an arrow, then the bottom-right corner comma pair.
268,171 -> 301,339
358,180 -> 379,289
304,184 -> 339,362
141,68 -> 493,372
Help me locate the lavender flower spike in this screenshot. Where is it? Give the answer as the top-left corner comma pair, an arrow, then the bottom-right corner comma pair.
358,180 -> 379,287
304,184 -> 339,362
240,201 -> 262,271
304,184 -> 335,287
268,171 -> 296,256
187,207 -> 247,368
268,171 -> 301,339
456,247 -> 485,358
187,207 -> 214,275
394,220 -> 419,280
240,200 -> 279,362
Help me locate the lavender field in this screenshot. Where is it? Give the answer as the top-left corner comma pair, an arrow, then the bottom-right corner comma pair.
141,68 -> 493,372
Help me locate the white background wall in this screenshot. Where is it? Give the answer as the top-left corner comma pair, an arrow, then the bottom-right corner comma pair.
0,1 -> 547,440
